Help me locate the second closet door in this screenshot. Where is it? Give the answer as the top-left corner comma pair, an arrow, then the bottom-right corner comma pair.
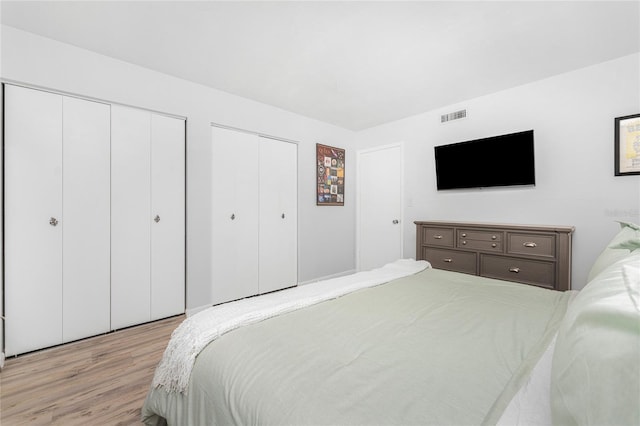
62,96 -> 111,342
111,106 -> 185,329
211,126 -> 259,305
150,114 -> 186,320
258,137 -> 298,294
111,106 -> 152,329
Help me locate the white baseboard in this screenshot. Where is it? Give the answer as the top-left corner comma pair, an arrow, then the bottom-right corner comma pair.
186,269 -> 358,315
298,269 -> 357,286
0,352 -> 5,370
186,305 -> 212,317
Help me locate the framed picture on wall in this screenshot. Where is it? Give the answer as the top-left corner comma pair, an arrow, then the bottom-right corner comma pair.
615,113 -> 640,176
316,143 -> 345,206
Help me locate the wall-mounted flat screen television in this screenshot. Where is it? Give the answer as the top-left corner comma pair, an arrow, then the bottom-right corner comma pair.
434,130 -> 535,190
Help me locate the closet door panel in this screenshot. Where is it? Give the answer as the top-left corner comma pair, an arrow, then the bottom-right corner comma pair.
150,114 -> 185,320
4,85 -> 63,355
211,126 -> 259,304
111,106 -> 151,329
259,138 -> 298,294
62,96 -> 111,342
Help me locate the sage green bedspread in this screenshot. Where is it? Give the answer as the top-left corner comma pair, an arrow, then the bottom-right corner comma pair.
142,268 -> 570,426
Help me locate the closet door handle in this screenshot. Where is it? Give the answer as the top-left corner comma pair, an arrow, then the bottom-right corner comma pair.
282,213 -> 285,219
231,213 -> 236,220
49,217 -> 59,227
154,215 -> 161,223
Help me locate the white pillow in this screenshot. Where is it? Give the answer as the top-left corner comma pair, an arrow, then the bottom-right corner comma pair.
551,251 -> 640,425
586,222 -> 640,282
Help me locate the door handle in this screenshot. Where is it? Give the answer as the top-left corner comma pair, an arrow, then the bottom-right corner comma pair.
154,215 -> 161,223
392,219 -> 399,224
49,217 -> 59,227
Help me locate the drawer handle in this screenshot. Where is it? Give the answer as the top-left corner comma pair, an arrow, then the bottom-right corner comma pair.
462,240 -> 467,245
443,258 -> 453,263
523,242 -> 537,248
491,243 -> 497,248
492,235 -> 497,240
461,233 -> 467,237
434,235 -> 443,239
509,267 -> 521,273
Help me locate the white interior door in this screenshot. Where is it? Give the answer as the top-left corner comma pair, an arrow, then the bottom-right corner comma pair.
357,144 -> 403,271
150,114 -> 185,320
111,106 -> 151,329
258,137 -> 298,294
211,126 -> 259,304
5,85 -> 63,356
62,96 -> 111,342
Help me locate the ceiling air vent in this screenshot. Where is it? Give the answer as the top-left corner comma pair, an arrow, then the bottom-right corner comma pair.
441,109 -> 467,123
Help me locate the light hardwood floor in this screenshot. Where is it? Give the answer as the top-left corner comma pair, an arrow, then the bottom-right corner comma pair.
0,315 -> 184,425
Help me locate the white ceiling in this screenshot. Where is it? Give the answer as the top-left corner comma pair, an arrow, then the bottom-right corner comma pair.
2,1 -> 639,130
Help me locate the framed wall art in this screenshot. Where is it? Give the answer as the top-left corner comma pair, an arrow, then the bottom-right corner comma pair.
316,143 -> 345,206
615,113 -> 640,176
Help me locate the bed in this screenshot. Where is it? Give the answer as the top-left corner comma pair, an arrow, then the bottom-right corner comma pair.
142,221 -> 640,425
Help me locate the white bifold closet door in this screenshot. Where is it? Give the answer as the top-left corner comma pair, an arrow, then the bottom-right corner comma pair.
258,137 -> 298,294
150,114 -> 186,320
211,126 -> 260,305
210,126 -> 297,305
4,85 -> 110,356
111,106 -> 185,330
62,96 -> 111,342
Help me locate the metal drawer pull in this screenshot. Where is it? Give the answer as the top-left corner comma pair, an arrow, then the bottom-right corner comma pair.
462,240 -> 467,245
509,267 -> 521,273
443,258 -> 453,263
523,242 -> 537,248
434,235 -> 443,239
461,233 -> 467,237
491,243 -> 497,248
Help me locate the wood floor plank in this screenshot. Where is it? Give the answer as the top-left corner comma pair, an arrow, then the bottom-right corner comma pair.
0,315 -> 184,425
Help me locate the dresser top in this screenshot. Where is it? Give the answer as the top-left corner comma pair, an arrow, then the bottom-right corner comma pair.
414,220 -> 575,234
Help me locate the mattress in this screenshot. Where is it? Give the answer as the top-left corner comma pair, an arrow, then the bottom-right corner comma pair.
143,260 -> 571,425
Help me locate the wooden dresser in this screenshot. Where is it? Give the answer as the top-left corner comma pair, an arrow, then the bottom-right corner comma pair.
415,221 -> 574,291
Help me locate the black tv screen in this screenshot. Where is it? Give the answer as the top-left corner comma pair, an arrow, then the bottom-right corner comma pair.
434,130 -> 535,190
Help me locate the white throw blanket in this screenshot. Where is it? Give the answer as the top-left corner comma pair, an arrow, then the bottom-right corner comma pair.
152,259 -> 430,393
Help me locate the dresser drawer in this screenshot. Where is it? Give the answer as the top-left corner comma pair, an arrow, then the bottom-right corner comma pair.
423,247 -> 476,274
458,239 -> 502,252
421,227 -> 454,247
507,233 -> 556,258
480,254 -> 555,289
458,229 -> 502,242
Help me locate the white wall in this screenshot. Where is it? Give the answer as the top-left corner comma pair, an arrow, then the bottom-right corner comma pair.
355,53 -> 640,290
0,26 -> 357,311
